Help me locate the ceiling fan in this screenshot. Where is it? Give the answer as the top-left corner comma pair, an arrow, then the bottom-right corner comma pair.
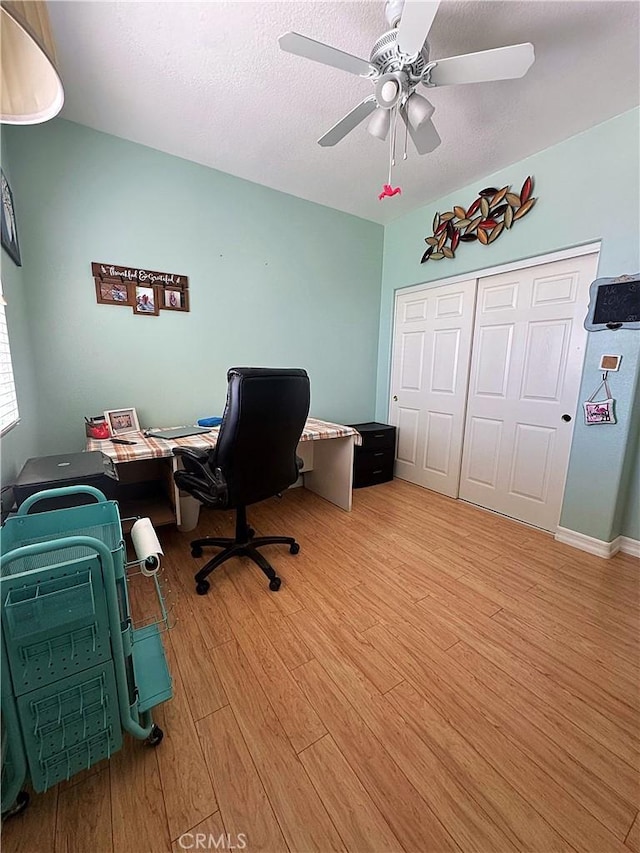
278,0 -> 535,161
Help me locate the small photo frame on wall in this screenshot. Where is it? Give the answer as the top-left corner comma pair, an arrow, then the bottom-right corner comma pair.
163,287 -> 189,312
104,407 -> 140,436
1,170 -> 21,267
133,285 -> 160,316
95,279 -> 132,305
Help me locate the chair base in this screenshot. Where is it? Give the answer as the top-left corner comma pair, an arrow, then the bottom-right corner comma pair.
189,505 -> 299,594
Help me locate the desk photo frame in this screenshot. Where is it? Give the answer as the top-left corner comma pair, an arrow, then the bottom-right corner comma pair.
104,408 -> 140,436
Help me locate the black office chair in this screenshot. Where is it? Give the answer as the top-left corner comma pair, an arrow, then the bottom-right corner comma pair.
173,367 -> 310,595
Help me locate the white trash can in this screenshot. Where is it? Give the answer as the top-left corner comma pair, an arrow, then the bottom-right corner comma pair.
178,493 -> 200,532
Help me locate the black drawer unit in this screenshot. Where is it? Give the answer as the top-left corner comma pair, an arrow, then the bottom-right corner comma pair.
349,422 -> 396,488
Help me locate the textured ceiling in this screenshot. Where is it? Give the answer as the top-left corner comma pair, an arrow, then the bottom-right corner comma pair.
49,1 -> 640,224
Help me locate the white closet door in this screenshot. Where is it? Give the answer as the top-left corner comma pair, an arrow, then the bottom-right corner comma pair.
459,253 -> 599,531
389,279 -> 476,497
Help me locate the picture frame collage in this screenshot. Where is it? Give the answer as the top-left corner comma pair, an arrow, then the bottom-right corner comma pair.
92,262 -> 189,316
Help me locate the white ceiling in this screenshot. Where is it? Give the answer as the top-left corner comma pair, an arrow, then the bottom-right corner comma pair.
49,0 -> 640,224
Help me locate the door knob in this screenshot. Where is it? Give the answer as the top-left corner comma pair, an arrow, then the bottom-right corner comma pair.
393,395 -> 398,401
561,414 -> 572,422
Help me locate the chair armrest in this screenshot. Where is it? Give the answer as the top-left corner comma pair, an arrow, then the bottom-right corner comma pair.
172,447 -> 210,464
172,448 -> 228,508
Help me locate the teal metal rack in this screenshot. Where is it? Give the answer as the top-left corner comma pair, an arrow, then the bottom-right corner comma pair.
0,486 -> 173,815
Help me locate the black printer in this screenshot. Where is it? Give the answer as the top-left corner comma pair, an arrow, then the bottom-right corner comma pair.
13,451 -> 119,512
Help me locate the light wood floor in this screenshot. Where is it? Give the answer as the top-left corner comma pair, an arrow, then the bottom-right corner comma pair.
3,479 -> 639,853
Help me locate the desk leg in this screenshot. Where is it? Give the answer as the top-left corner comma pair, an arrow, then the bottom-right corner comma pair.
171,457 -> 182,527
303,436 -> 354,511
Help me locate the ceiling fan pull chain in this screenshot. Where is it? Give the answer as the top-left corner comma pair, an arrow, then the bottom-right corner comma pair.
403,108 -> 409,160
388,103 -> 399,184
387,111 -> 394,184
393,104 -> 399,166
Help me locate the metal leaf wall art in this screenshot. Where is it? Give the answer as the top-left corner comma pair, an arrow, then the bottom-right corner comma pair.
421,177 -> 537,263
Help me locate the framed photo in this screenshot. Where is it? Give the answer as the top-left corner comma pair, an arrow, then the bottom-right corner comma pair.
1,170 -> 21,267
133,285 -> 160,316
163,287 -> 189,312
95,278 -> 132,306
104,407 -> 140,436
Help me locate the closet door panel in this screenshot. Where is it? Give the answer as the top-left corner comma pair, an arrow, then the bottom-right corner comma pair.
390,279 -> 476,497
459,253 -> 599,531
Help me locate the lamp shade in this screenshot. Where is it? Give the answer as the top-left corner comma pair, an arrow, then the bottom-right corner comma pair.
1,0 -> 64,124
406,92 -> 435,130
367,107 -> 391,141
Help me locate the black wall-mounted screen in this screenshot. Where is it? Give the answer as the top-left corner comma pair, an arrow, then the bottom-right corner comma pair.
584,275 -> 640,331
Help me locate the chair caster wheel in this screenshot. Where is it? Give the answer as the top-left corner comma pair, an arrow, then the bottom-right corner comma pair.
146,725 -> 164,747
196,580 -> 210,595
246,526 -> 255,538
191,546 -> 203,558
4,790 -> 29,818
290,542 -> 300,555
269,577 -> 281,591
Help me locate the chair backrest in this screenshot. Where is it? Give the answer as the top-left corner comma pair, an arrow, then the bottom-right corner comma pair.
213,367 -> 310,507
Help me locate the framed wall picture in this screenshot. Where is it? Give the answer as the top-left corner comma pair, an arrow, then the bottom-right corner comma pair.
133,284 -> 160,316
104,407 -> 140,436
162,287 -> 189,312
91,262 -> 190,314
95,278 -> 132,306
1,170 -> 21,267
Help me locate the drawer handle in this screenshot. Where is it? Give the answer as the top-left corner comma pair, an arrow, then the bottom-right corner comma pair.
374,434 -> 384,439
374,452 -> 384,457
373,469 -> 383,474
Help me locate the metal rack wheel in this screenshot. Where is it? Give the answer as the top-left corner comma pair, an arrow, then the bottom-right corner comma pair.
289,542 -> 300,554
4,790 -> 29,818
146,725 -> 164,747
269,577 -> 282,591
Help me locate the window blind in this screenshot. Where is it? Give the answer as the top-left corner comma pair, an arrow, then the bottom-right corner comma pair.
0,280 -> 19,434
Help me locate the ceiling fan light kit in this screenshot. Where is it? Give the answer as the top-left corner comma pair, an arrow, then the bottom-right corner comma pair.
367,107 -> 391,141
375,73 -> 404,108
278,0 -> 535,200
406,92 -> 435,130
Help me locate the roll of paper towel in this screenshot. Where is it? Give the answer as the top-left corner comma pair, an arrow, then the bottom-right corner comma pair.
131,518 -> 163,576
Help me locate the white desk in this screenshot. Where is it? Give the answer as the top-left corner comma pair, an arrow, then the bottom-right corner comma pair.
87,418 -> 361,527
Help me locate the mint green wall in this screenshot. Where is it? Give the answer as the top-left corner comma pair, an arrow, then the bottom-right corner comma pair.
0,130 -> 40,488
619,389 -> 640,540
378,109 -> 640,542
3,113 -> 638,542
622,433 -> 640,540
4,120 -> 383,459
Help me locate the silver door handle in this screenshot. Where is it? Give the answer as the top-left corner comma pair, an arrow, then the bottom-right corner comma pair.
393,395 -> 398,401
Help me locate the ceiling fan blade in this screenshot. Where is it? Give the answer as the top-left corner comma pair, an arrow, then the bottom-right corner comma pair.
428,42 -> 535,86
318,98 -> 377,146
396,1 -> 440,57
402,110 -> 441,154
278,32 -> 373,76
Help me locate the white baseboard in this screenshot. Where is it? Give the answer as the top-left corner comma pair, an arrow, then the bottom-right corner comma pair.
619,536 -> 640,557
555,527 -> 640,560
555,527 -> 618,558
